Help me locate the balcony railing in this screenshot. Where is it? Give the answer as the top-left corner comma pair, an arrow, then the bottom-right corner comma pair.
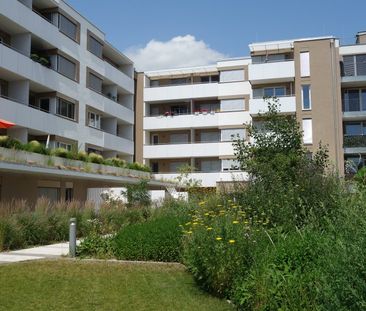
344,135 -> 366,148
343,98 -> 366,112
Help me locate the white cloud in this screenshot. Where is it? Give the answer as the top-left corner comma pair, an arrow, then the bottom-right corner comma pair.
125,35 -> 226,71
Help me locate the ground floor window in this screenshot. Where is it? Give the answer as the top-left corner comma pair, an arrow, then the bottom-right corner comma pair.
38,187 -> 60,202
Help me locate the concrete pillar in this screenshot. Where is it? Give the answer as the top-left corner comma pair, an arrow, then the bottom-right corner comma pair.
191,128 -> 195,143
8,128 -> 28,143
49,97 -> 57,114
8,80 -> 29,105
11,33 -> 31,57
190,99 -> 194,114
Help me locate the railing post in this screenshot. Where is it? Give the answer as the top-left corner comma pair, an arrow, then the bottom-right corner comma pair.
69,218 -> 77,258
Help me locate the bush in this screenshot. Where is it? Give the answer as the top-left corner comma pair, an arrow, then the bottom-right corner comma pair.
51,147 -> 71,159
126,162 -> 151,172
23,140 -> 49,155
104,157 -> 126,168
88,152 -> 104,164
113,214 -> 185,262
0,136 -> 22,149
77,151 -> 88,162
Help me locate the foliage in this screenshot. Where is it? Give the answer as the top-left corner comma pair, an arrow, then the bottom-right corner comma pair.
175,164 -> 202,192
0,135 -> 150,172
113,214 -> 185,262
121,180 -> 151,208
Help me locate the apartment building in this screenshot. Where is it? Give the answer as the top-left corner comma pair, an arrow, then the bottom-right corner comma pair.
136,32 -> 366,187
0,0 -> 136,201
136,59 -> 252,188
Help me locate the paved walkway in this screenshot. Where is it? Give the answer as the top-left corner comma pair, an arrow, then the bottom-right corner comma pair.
0,241 -> 78,264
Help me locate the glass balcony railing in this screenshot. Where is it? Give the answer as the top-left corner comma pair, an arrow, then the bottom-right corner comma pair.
344,135 -> 366,148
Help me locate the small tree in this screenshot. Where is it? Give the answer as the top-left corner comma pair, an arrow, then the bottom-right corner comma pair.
121,180 -> 151,208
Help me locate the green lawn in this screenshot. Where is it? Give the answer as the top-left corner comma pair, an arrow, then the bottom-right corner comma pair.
0,260 -> 233,311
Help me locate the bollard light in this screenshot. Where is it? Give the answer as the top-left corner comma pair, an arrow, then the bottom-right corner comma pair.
69,218 -> 77,258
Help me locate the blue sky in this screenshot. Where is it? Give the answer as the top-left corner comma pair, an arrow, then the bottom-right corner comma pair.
66,0 -> 366,70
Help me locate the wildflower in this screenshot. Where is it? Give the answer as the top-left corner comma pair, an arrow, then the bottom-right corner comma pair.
192,222 -> 199,226
215,237 -> 222,241
229,239 -> 236,244
232,220 -> 239,224
198,201 -> 206,206
186,231 -> 193,234
207,227 -> 213,231
204,212 -> 210,216
185,222 -> 191,226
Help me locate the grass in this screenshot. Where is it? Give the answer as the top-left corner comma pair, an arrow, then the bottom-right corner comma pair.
0,260 -> 233,311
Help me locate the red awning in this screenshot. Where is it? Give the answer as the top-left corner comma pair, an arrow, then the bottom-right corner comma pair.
0,119 -> 15,129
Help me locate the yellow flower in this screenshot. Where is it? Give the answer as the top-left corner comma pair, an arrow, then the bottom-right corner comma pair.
198,201 -> 206,206
215,237 -> 222,241
204,212 -> 210,216
232,220 -> 239,224
186,231 -> 193,234
207,227 -> 213,231
192,222 -> 199,226
185,222 -> 191,226
229,239 -> 236,244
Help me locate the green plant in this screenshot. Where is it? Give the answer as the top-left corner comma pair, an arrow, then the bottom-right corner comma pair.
121,180 -> 151,208
104,157 -> 126,168
88,152 -> 104,164
126,162 -> 151,172
39,57 -> 50,67
113,214 -> 185,262
50,147 -> 70,159
77,150 -> 88,162
30,53 -> 39,61
23,140 -> 49,155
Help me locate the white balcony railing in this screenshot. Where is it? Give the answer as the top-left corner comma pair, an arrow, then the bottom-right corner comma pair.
249,96 -> 296,115
248,61 -> 295,84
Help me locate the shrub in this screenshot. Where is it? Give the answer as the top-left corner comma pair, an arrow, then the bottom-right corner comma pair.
0,136 -> 22,149
113,214 -> 185,262
121,180 -> 151,208
88,152 -> 104,164
23,140 -> 49,155
76,150 -> 88,162
126,162 -> 151,172
104,157 -> 126,168
51,147 -> 70,159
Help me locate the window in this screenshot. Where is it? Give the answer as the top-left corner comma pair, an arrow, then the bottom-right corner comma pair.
65,188 -> 73,201
196,102 -> 220,112
201,159 -> 221,172
220,69 -> 245,82
151,162 -> 159,173
343,89 -> 366,112
170,78 -> 189,85
58,14 -> 77,41
57,55 -> 76,80
39,98 -> 50,112
150,80 -> 159,87
169,133 -> 188,144
342,54 -> 366,77
263,87 -> 286,97
88,111 -> 101,129
171,105 -> 188,115
252,53 -> 291,64
56,98 -> 75,120
151,135 -> 159,145
344,122 -> 364,136
301,85 -> 311,110
150,105 -> 160,116
300,52 -> 310,77
55,141 -> 72,151
169,161 -> 187,172
222,159 -> 240,171
221,128 -> 245,141
88,34 -> 103,58
302,119 -> 313,144
88,73 -> 103,93
200,131 -> 220,142
220,99 -> 245,111
38,187 -> 60,202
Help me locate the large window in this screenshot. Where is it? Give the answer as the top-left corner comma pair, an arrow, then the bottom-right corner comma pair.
169,133 -> 189,144
88,34 -> 103,58
56,98 -> 75,120
57,55 -> 76,80
302,119 -> 313,144
222,159 -> 240,171
58,14 -> 78,41
38,187 -> 60,202
220,69 -> 245,82
169,161 -> 188,172
301,85 -> 311,110
252,53 -> 291,64
343,54 -> 366,77
221,128 -> 245,141
88,73 -> 103,93
200,131 -> 220,142
220,99 -> 245,111
343,89 -> 366,112
88,111 -> 101,129
55,141 -> 72,151
171,105 -> 188,115
200,159 -> 221,172
300,52 -> 310,77
344,122 -> 366,136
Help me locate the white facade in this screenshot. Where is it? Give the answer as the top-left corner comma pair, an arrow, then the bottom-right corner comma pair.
0,0 -> 135,160
143,59 -> 251,187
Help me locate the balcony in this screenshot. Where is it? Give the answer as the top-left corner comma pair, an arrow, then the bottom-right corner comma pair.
144,111 -> 251,131
144,83 -> 219,102
248,60 -> 295,85
144,141 -> 234,159
153,171 -> 248,187
343,135 -> 366,154
249,96 -> 296,116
